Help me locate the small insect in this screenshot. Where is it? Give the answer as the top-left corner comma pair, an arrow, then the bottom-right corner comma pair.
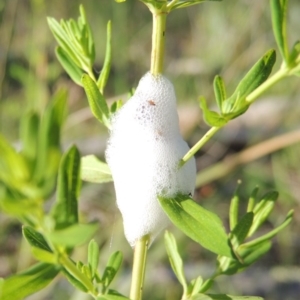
147,100 -> 156,106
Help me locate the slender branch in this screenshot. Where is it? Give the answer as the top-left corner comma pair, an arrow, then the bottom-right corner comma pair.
180,126 -> 221,167
130,235 -> 150,300
196,129 -> 300,187
150,11 -> 167,75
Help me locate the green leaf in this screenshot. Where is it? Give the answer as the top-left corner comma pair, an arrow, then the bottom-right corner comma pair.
270,0 -> 289,63
110,99 -> 123,114
34,89 -> 67,195
49,223 -> 98,247
230,212 -> 254,249
102,251 -> 123,289
23,226 -> 52,252
81,155 -> 113,183
56,46 -> 83,86
238,240 -> 272,267
248,191 -> 278,236
52,145 -> 81,230
0,133 -> 29,184
243,209 -> 293,250
223,49 -> 276,116
20,111 -> 40,163
198,97 -> 227,127
158,195 -> 232,257
191,294 -> 263,300
82,74 -> 110,128
229,183 -> 241,231
61,267 -> 88,293
213,75 -> 227,112
88,239 -> 99,279
48,17 -> 81,67
247,187 -> 259,212
1,263 -> 59,300
31,247 -> 57,264
189,276 -> 204,296
97,20 -> 112,94
164,231 -> 187,291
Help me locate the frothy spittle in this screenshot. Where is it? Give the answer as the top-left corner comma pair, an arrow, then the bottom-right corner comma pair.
106,72 -> 196,246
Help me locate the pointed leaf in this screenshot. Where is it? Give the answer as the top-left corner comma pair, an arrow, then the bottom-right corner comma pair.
34,89 -> 67,194
230,212 -> 254,248
1,263 -> 59,300
102,251 -> 123,289
88,239 -> 100,279
249,191 -> 278,236
22,226 -> 52,252
20,111 -> 40,163
51,145 -> 81,230
164,231 -> 187,291
56,46 -> 83,86
82,74 -> 110,128
97,20 -> 112,94
189,276 -> 203,296
270,0 -> 289,63
158,195 -> 232,257
229,183 -> 241,231
61,267 -> 88,293
49,223 -> 98,247
223,49 -> 276,115
243,209 -> 293,250
213,75 -> 227,112
238,240 -> 272,267
81,155 -> 113,183
247,187 -> 259,212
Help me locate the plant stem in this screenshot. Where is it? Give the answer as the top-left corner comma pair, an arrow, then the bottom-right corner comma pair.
150,10 -> 167,75
180,126 -> 221,167
130,235 -> 150,300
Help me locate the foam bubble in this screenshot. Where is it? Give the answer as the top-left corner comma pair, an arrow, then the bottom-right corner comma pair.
106,72 -> 196,246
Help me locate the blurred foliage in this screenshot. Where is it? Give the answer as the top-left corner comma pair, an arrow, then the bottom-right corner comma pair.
0,0 -> 300,299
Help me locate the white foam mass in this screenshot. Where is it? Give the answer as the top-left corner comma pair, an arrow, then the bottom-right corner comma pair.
105,72 -> 196,247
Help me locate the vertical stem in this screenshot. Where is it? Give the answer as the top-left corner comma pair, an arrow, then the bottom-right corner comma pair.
150,10 -> 167,75
130,235 -> 150,300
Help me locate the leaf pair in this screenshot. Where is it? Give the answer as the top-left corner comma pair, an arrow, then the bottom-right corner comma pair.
217,188 -> 293,275
200,49 -> 276,127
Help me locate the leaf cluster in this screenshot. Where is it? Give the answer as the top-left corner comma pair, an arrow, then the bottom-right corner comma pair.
48,6 -> 122,129
0,146 -> 126,300
159,185 -> 293,300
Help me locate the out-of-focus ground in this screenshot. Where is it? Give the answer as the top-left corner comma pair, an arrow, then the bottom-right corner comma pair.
0,0 -> 300,299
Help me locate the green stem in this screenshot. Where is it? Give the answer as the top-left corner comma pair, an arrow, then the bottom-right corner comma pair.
180,126 -> 221,167
130,235 -> 150,300
150,10 -> 167,75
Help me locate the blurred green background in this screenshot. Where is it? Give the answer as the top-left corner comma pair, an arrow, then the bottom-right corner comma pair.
0,0 -> 300,299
